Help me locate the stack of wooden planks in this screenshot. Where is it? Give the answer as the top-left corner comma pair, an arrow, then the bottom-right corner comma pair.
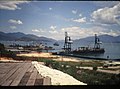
0,62 -> 51,86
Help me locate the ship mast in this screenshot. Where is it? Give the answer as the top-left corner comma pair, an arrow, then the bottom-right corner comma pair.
63,32 -> 72,54
94,34 -> 100,49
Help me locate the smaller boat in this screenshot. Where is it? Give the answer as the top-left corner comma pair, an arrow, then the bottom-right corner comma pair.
53,42 -> 59,46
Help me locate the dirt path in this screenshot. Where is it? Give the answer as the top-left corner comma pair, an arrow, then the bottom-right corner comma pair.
80,66 -> 120,74
97,69 -> 120,74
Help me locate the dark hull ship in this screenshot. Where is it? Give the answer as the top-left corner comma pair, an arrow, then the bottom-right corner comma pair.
72,47 -> 105,54
72,34 -> 105,54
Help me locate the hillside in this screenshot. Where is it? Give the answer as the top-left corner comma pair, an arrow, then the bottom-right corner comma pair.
0,31 -> 56,42
73,34 -> 120,43
0,31 -> 120,43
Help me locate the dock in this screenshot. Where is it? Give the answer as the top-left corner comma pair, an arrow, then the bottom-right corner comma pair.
0,62 -> 51,86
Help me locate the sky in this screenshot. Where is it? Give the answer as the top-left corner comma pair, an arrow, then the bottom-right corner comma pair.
0,1 -> 120,40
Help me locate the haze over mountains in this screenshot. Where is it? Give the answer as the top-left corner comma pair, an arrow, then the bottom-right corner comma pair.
0,31 -> 56,42
74,35 -> 120,43
0,31 -> 120,43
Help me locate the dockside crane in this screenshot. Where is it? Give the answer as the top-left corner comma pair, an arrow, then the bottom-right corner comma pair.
94,34 -> 101,49
63,32 -> 73,54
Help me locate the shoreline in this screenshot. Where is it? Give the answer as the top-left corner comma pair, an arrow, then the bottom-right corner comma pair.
55,53 -> 120,62
16,52 -> 120,63
1,52 -> 120,64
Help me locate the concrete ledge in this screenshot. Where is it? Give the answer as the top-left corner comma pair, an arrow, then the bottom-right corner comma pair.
43,76 -> 51,85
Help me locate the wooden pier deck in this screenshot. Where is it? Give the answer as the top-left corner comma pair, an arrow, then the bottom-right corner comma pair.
0,62 -> 51,86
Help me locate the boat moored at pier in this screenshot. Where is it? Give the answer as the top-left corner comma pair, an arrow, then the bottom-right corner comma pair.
72,34 -> 105,54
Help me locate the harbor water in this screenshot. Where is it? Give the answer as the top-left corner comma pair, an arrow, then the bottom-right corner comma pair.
0,41 -> 120,60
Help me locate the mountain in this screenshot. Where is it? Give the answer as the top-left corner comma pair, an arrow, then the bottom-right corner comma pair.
7,32 -> 26,39
98,35 -> 119,43
0,31 -> 120,43
0,31 -> 56,42
0,31 -> 15,41
16,34 -> 40,41
37,36 -> 56,42
16,36 -> 36,41
73,34 -> 120,43
115,36 -> 120,42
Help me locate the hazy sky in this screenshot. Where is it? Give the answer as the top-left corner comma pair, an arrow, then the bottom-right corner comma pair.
0,1 -> 120,40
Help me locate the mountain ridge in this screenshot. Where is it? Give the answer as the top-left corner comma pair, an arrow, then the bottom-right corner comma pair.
73,34 -> 120,43
0,31 -> 120,43
0,31 -> 56,42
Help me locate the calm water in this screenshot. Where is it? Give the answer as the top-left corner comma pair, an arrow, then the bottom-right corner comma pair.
72,42 -> 120,59
0,41 -> 120,59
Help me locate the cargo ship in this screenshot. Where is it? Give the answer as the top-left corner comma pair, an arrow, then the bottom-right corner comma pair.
72,34 -> 105,54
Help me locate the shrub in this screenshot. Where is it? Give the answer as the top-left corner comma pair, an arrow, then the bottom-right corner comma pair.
93,66 -> 98,71
117,73 -> 120,78
45,60 -> 53,66
0,50 -> 16,58
52,61 -> 60,69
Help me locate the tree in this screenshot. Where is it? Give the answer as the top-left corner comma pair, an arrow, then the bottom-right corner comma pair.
0,43 -> 5,50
